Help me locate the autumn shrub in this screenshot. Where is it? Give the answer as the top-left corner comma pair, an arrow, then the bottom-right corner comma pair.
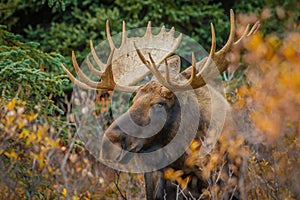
237,21 -> 300,199
164,8 -> 300,200
0,98 -> 60,199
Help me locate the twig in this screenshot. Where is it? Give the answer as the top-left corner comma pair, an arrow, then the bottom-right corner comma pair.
172,183 -> 188,200
229,185 -> 237,200
114,171 -> 127,200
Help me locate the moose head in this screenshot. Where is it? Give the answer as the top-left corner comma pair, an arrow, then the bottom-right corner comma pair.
61,9 -> 259,199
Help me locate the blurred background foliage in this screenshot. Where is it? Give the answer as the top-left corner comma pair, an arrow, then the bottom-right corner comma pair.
1,0 -> 298,64
0,0 -> 299,199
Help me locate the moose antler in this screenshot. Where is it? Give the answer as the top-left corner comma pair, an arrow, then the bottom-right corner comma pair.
135,9 -> 260,91
61,48 -> 117,90
185,9 -> 260,89
61,21 -> 182,92
62,10 -> 259,92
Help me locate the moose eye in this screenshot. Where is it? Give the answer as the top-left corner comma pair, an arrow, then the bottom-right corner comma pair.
156,102 -> 165,108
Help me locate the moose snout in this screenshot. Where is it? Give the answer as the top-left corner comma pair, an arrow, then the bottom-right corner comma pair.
101,120 -> 144,164
100,127 -> 123,162
100,106 -> 166,163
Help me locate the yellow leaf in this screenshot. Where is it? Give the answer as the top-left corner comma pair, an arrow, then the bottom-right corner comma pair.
6,113 -> 16,124
7,98 -> 16,110
164,168 -> 175,180
26,113 -> 38,122
17,118 -> 27,129
37,125 -> 47,142
72,196 -> 80,200
48,166 -> 53,173
19,128 -> 29,139
26,132 -> 36,146
179,176 -> 191,189
62,188 -> 67,197
190,139 -> 200,152
164,168 -> 183,181
4,150 -> 18,160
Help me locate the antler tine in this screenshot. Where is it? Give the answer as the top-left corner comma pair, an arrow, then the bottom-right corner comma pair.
233,20 -> 260,46
106,20 -> 115,50
234,24 -> 250,45
175,52 -> 200,90
71,51 -> 103,88
147,52 -> 169,82
61,63 -> 95,90
190,52 -> 196,80
248,21 -> 260,36
134,44 -> 159,77
213,9 -> 260,74
164,59 -> 172,86
202,22 -> 217,73
169,27 -> 175,36
121,21 -> 127,46
147,52 -> 178,89
209,22 -> 217,55
145,21 -> 152,36
160,25 -> 166,33
180,9 -> 260,90
134,45 -> 157,75
90,40 -> 106,71
177,23 -> 216,90
86,55 -> 102,76
62,48 -> 137,92
60,51 -> 102,90
148,53 -> 156,66
188,52 -> 197,83
135,44 -> 175,90
216,9 -> 236,56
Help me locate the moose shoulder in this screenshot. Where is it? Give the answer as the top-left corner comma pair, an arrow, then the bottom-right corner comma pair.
61,9 -> 259,200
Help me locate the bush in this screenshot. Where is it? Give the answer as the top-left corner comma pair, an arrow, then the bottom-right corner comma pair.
0,25 -> 68,114
164,8 -> 300,199
0,98 -> 60,199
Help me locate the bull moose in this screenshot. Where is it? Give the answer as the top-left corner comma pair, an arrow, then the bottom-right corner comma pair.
61,9 -> 259,200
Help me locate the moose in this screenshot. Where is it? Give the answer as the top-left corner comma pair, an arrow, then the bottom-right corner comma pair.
62,10 -> 259,200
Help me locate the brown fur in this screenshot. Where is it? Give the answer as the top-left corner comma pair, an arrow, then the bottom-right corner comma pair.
62,12 -> 260,199
103,77 -> 232,199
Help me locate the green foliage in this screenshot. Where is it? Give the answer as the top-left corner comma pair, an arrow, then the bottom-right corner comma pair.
114,0 -> 228,45
0,0 -> 44,30
0,0 -> 69,32
1,0 -> 299,65
8,0 -> 229,63
24,4 -> 121,64
45,0 -> 70,10
0,25 -> 68,114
